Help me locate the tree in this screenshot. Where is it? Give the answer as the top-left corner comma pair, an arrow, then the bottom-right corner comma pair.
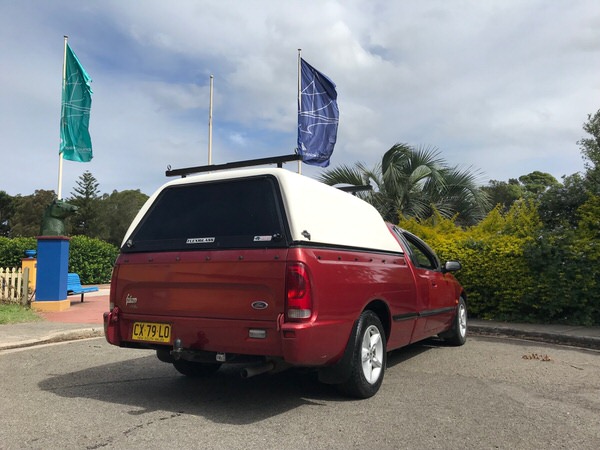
0,191 -> 15,237
10,190 -> 56,237
576,193 -> 600,240
537,174 -> 588,230
97,189 -> 149,246
577,109 -> 600,193
481,179 -> 523,212
518,171 -> 559,196
319,143 -> 491,225
69,171 -> 103,237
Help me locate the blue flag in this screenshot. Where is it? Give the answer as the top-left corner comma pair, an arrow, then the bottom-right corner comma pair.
60,43 -> 93,162
297,58 -> 339,167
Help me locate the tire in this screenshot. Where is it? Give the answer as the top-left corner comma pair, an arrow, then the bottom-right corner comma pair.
441,297 -> 467,346
172,359 -> 221,377
338,310 -> 387,399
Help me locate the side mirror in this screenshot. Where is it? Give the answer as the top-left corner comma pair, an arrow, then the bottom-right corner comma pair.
442,261 -> 462,273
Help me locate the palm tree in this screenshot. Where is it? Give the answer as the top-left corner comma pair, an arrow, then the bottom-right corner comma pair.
319,143 -> 491,225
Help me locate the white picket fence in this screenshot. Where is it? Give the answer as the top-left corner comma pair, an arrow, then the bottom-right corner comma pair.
0,267 -> 30,305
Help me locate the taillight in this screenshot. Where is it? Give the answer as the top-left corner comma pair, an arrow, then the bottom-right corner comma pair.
110,306 -> 120,322
103,306 -> 121,345
285,262 -> 312,321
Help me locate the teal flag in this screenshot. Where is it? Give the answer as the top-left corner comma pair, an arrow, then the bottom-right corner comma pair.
60,43 -> 93,162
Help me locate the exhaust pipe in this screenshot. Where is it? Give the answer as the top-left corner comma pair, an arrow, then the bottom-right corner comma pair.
240,361 -> 275,379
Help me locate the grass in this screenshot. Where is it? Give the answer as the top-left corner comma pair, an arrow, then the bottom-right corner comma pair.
0,303 -> 42,325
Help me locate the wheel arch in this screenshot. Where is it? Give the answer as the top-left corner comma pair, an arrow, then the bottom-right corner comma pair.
363,299 -> 391,343
318,298 -> 390,386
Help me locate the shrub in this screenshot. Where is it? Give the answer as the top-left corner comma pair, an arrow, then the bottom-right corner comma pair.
68,235 -> 118,284
398,201 -> 600,325
400,212 -> 535,321
0,236 -> 118,285
457,235 -> 534,321
0,237 -> 37,268
521,195 -> 600,325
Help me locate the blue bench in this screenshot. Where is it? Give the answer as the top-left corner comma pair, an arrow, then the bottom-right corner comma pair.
67,273 -> 99,302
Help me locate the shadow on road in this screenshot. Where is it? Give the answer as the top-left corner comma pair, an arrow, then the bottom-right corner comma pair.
38,353 -> 342,425
37,339 -> 440,424
386,337 -> 446,369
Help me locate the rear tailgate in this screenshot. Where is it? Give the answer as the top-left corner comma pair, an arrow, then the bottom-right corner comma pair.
113,249 -> 288,322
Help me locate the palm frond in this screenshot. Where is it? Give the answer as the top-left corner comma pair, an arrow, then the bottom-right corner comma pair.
318,165 -> 367,187
318,143 -> 491,225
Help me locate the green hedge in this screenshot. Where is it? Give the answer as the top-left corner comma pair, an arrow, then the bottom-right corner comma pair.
399,200 -> 600,326
0,237 -> 37,268
69,236 -> 119,284
0,236 -> 118,285
400,216 -> 535,322
437,235 -> 534,321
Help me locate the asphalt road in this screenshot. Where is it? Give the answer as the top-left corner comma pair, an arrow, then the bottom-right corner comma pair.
1,336 -> 599,449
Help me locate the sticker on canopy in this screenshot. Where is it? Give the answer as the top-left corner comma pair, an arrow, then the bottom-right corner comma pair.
186,237 -> 215,244
253,235 -> 273,242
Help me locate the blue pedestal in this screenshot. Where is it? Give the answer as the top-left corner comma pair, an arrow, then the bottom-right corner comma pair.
35,236 -> 70,301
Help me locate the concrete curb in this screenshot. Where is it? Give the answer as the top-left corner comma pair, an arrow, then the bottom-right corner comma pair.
469,324 -> 600,351
2,322 -> 599,352
0,327 -> 104,351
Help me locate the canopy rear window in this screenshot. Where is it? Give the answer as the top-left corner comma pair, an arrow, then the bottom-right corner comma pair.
123,176 -> 288,252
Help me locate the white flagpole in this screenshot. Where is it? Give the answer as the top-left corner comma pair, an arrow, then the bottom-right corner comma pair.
208,74 -> 213,165
57,35 -> 68,200
297,49 -> 302,175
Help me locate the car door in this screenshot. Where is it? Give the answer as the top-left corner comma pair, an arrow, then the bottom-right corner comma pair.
394,229 -> 456,336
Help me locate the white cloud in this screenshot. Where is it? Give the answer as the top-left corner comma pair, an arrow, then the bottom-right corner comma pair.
0,0 -> 598,197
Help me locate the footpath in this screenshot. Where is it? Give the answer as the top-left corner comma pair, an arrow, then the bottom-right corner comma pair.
1,288 -> 600,352
0,287 -> 108,351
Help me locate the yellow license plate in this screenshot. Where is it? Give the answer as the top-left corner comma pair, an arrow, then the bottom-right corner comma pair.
131,322 -> 172,343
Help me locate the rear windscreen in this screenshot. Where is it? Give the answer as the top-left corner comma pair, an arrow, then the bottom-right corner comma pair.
122,176 -> 288,252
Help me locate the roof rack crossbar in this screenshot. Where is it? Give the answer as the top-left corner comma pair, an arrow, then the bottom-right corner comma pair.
337,185 -> 373,195
166,154 -> 302,177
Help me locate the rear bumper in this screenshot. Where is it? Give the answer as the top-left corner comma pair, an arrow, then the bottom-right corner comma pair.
104,311 -> 351,367
280,319 -> 352,365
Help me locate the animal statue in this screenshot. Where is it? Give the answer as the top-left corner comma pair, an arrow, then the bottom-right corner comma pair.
40,199 -> 78,236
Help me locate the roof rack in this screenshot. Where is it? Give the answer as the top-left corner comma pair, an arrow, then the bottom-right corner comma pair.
336,185 -> 373,194
166,154 -> 302,178
165,154 -> 371,195
335,184 -> 373,196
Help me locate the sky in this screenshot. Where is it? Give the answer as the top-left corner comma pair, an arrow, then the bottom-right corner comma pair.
1,0 -> 600,197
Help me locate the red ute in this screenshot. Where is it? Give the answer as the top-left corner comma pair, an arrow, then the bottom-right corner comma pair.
104,166 -> 467,398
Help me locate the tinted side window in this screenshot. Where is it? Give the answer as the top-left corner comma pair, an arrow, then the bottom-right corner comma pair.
404,239 -> 437,270
393,228 -> 440,271
124,176 -> 287,252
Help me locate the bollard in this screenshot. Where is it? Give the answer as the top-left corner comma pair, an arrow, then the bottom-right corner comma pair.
22,267 -> 29,306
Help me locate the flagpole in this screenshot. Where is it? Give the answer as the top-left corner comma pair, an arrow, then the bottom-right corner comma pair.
208,74 -> 213,165
57,35 -> 68,200
297,49 -> 302,175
